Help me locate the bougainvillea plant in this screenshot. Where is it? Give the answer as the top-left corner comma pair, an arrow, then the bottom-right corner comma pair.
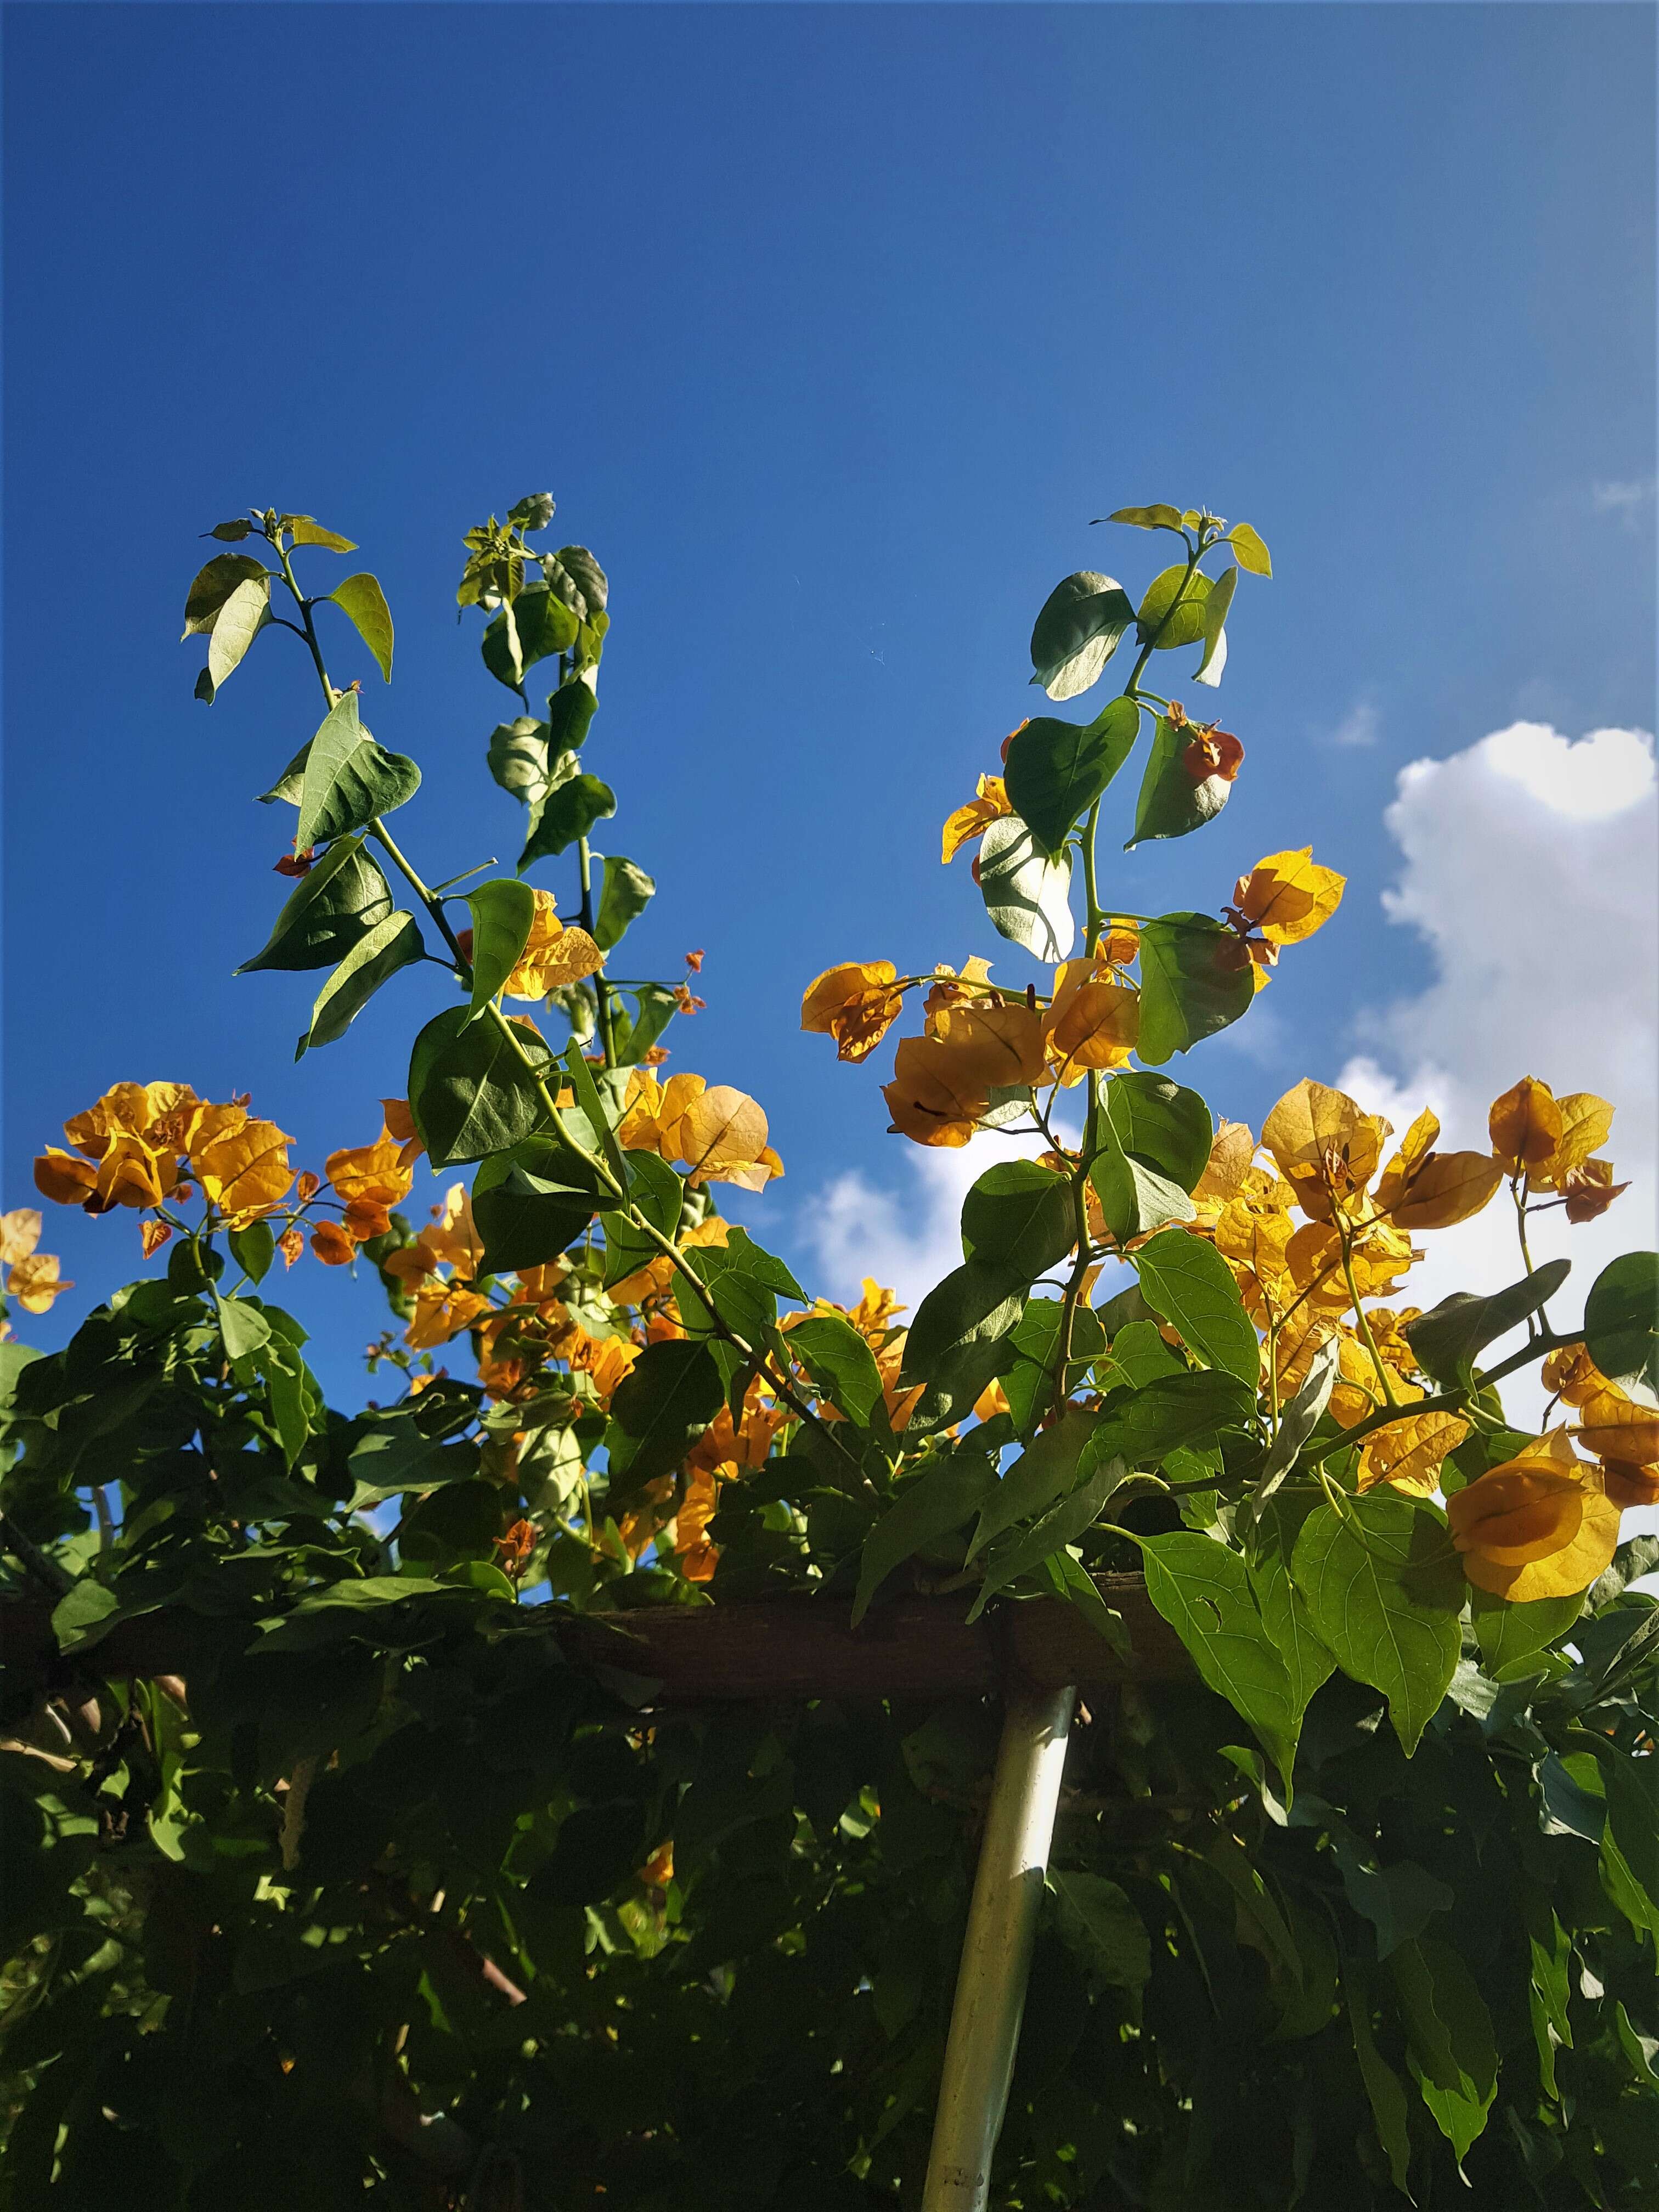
1,495 -> 1655,2210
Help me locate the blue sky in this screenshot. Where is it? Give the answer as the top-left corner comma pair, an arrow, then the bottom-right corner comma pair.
4,2 -> 1655,1408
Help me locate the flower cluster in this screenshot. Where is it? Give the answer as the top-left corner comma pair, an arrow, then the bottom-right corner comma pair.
0,1209 -> 71,1338
802,841 -> 1344,1148
1190,1073 -> 1636,1599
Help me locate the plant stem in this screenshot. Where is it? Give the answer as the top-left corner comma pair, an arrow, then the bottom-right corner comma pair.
577,837 -> 618,1067
273,538 -> 337,710
1339,1224 -> 1399,1410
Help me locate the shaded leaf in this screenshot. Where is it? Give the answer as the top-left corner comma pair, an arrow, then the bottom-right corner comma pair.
1293,1493 -> 1464,1753
294,693 -> 421,851
1583,1251 -> 1659,1399
408,1005 -> 552,1165
1141,1531 -> 1300,1786
296,911 -> 424,1057
237,837 -> 395,974
520,774 -> 616,869
182,552 -> 268,637
1136,912 -> 1255,1063
1402,1260 -> 1571,1386
1005,698 -> 1139,857
593,855 -> 656,952
960,1158 -> 1076,1285
852,1453 -> 998,1624
1028,573 -> 1137,702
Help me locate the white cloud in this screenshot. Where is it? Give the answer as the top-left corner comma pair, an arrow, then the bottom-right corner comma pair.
1340,719 -> 1658,1426
1592,476 -> 1656,522
1323,696 -> 1380,749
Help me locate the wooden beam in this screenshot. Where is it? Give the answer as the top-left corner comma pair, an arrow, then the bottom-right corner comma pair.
1,1578 -> 1189,1702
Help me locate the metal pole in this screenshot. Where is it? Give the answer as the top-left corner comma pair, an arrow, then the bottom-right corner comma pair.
921,1681 -> 1076,2212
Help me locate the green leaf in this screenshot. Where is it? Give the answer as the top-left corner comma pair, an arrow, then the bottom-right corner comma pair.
1248,1495 -> 1337,1725
1402,1259 -> 1571,1386
294,693 -> 421,851
295,911 -> 424,1056
1346,1967 -> 1414,2196
898,1260 -> 1025,1425
545,677 -> 598,753
608,983 -> 678,1066
561,1037 -> 626,1183
1133,1228 -> 1260,1385
1044,1548 -> 1132,1655
599,1153 -> 684,1290
1089,1132 -> 1195,1246
1190,565 -> 1236,688
1094,1318 -> 1183,1391
465,878 -> 537,1018
1091,1369 -> 1256,1468
1584,1251 -> 1659,1398
1027,572 -> 1137,702
788,1314 -> 885,1429
327,573 -> 394,681
519,774 -> 616,869
1102,1072 -> 1213,1191
1471,1584 -> 1582,1677
482,582 -> 579,689
259,738 -> 313,806
968,1406 -> 1099,1560
592,855 -> 656,952
1004,698 -> 1139,858
1098,504 -> 1185,534
217,1295 -> 272,1363
507,492 -> 555,532
283,515 -> 358,552
207,574 -> 272,689
49,1578 -> 121,1651
487,717 -> 551,805
1389,1937 -> 1497,2158
967,1454 -> 1127,1619
977,814 -> 1075,963
1140,1531 -> 1300,1786
1228,523 -> 1272,577
1000,1299 -> 1107,1430
205,517 -> 254,541
1249,1336 -> 1341,1509
608,1339 -> 724,1488
960,1158 -> 1076,1285
471,1152 -> 596,1276
552,544 -> 607,616
229,1221 -> 275,1286
1126,712 -> 1237,847
236,836 -> 396,974
408,1005 -> 551,1165
1048,1873 -> 1150,1994
852,1453 -> 998,1624
1136,913 -> 1255,1063
181,551 -> 268,637
1292,1494 -> 1464,1754
1136,563 -> 1212,650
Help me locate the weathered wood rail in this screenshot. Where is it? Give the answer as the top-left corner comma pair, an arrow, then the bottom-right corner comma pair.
1,1577 -> 1190,1700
